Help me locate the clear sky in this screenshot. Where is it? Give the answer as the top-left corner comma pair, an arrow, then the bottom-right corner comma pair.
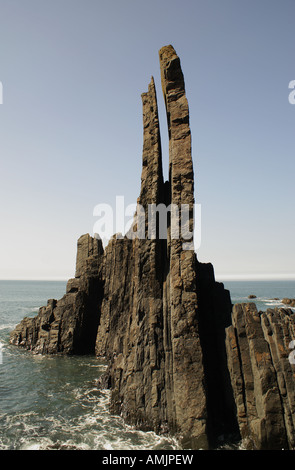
0,0 -> 294,281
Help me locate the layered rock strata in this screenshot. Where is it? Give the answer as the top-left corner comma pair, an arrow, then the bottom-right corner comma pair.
226,303 -> 295,449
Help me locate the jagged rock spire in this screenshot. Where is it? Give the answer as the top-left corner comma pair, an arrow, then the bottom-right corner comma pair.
159,45 -> 194,210
158,45 -> 207,449
139,76 -> 164,207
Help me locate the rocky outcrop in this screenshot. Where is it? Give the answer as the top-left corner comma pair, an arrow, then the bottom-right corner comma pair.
282,298 -> 295,308
10,44 -> 295,450
94,46 -> 235,449
10,234 -> 104,354
10,45 -> 235,449
226,303 -> 295,449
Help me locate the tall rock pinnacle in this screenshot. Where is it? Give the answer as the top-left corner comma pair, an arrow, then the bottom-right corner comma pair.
139,76 -> 164,207
158,45 -> 207,448
159,45 -> 194,211
10,45 -> 236,449
93,46 -> 210,447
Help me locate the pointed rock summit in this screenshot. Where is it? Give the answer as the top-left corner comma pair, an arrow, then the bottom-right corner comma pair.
10,46 -> 295,450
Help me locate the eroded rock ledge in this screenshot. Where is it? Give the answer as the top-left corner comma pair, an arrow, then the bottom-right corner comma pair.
10,45 -> 295,450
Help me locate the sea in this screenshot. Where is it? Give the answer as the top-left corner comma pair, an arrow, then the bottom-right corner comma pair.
0,279 -> 294,451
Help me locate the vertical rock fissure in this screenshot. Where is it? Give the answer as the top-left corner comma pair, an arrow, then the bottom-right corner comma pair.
263,333 -> 289,449
260,310 -> 295,448
225,304 -> 292,449
196,261 -> 238,446
233,324 -> 249,433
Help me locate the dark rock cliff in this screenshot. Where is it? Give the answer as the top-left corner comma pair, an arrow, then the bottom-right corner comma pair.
9,45 -> 295,450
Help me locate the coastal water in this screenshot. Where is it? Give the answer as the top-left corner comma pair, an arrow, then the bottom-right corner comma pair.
224,279 -> 295,313
0,279 -> 294,450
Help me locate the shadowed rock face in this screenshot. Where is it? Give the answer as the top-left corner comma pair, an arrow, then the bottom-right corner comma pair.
11,45 -> 295,450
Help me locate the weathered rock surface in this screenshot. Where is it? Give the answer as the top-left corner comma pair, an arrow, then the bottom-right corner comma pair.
226,303 -> 295,449
10,234 -> 104,354
10,45 -> 235,449
10,45 -> 295,450
282,298 -> 295,308
94,46 -> 235,449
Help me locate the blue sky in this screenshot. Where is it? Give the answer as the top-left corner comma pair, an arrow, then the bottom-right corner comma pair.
0,0 -> 294,280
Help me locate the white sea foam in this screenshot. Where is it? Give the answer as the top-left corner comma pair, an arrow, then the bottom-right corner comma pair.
265,301 -> 284,306
2,381 -> 176,451
20,442 -> 42,450
0,323 -> 17,331
0,386 -> 179,451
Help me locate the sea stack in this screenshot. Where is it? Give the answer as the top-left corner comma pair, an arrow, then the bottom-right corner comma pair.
10,45 -> 233,448
94,45 -> 233,449
10,45 -> 295,450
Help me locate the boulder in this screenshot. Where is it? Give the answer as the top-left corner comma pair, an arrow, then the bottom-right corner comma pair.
282,298 -> 295,308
